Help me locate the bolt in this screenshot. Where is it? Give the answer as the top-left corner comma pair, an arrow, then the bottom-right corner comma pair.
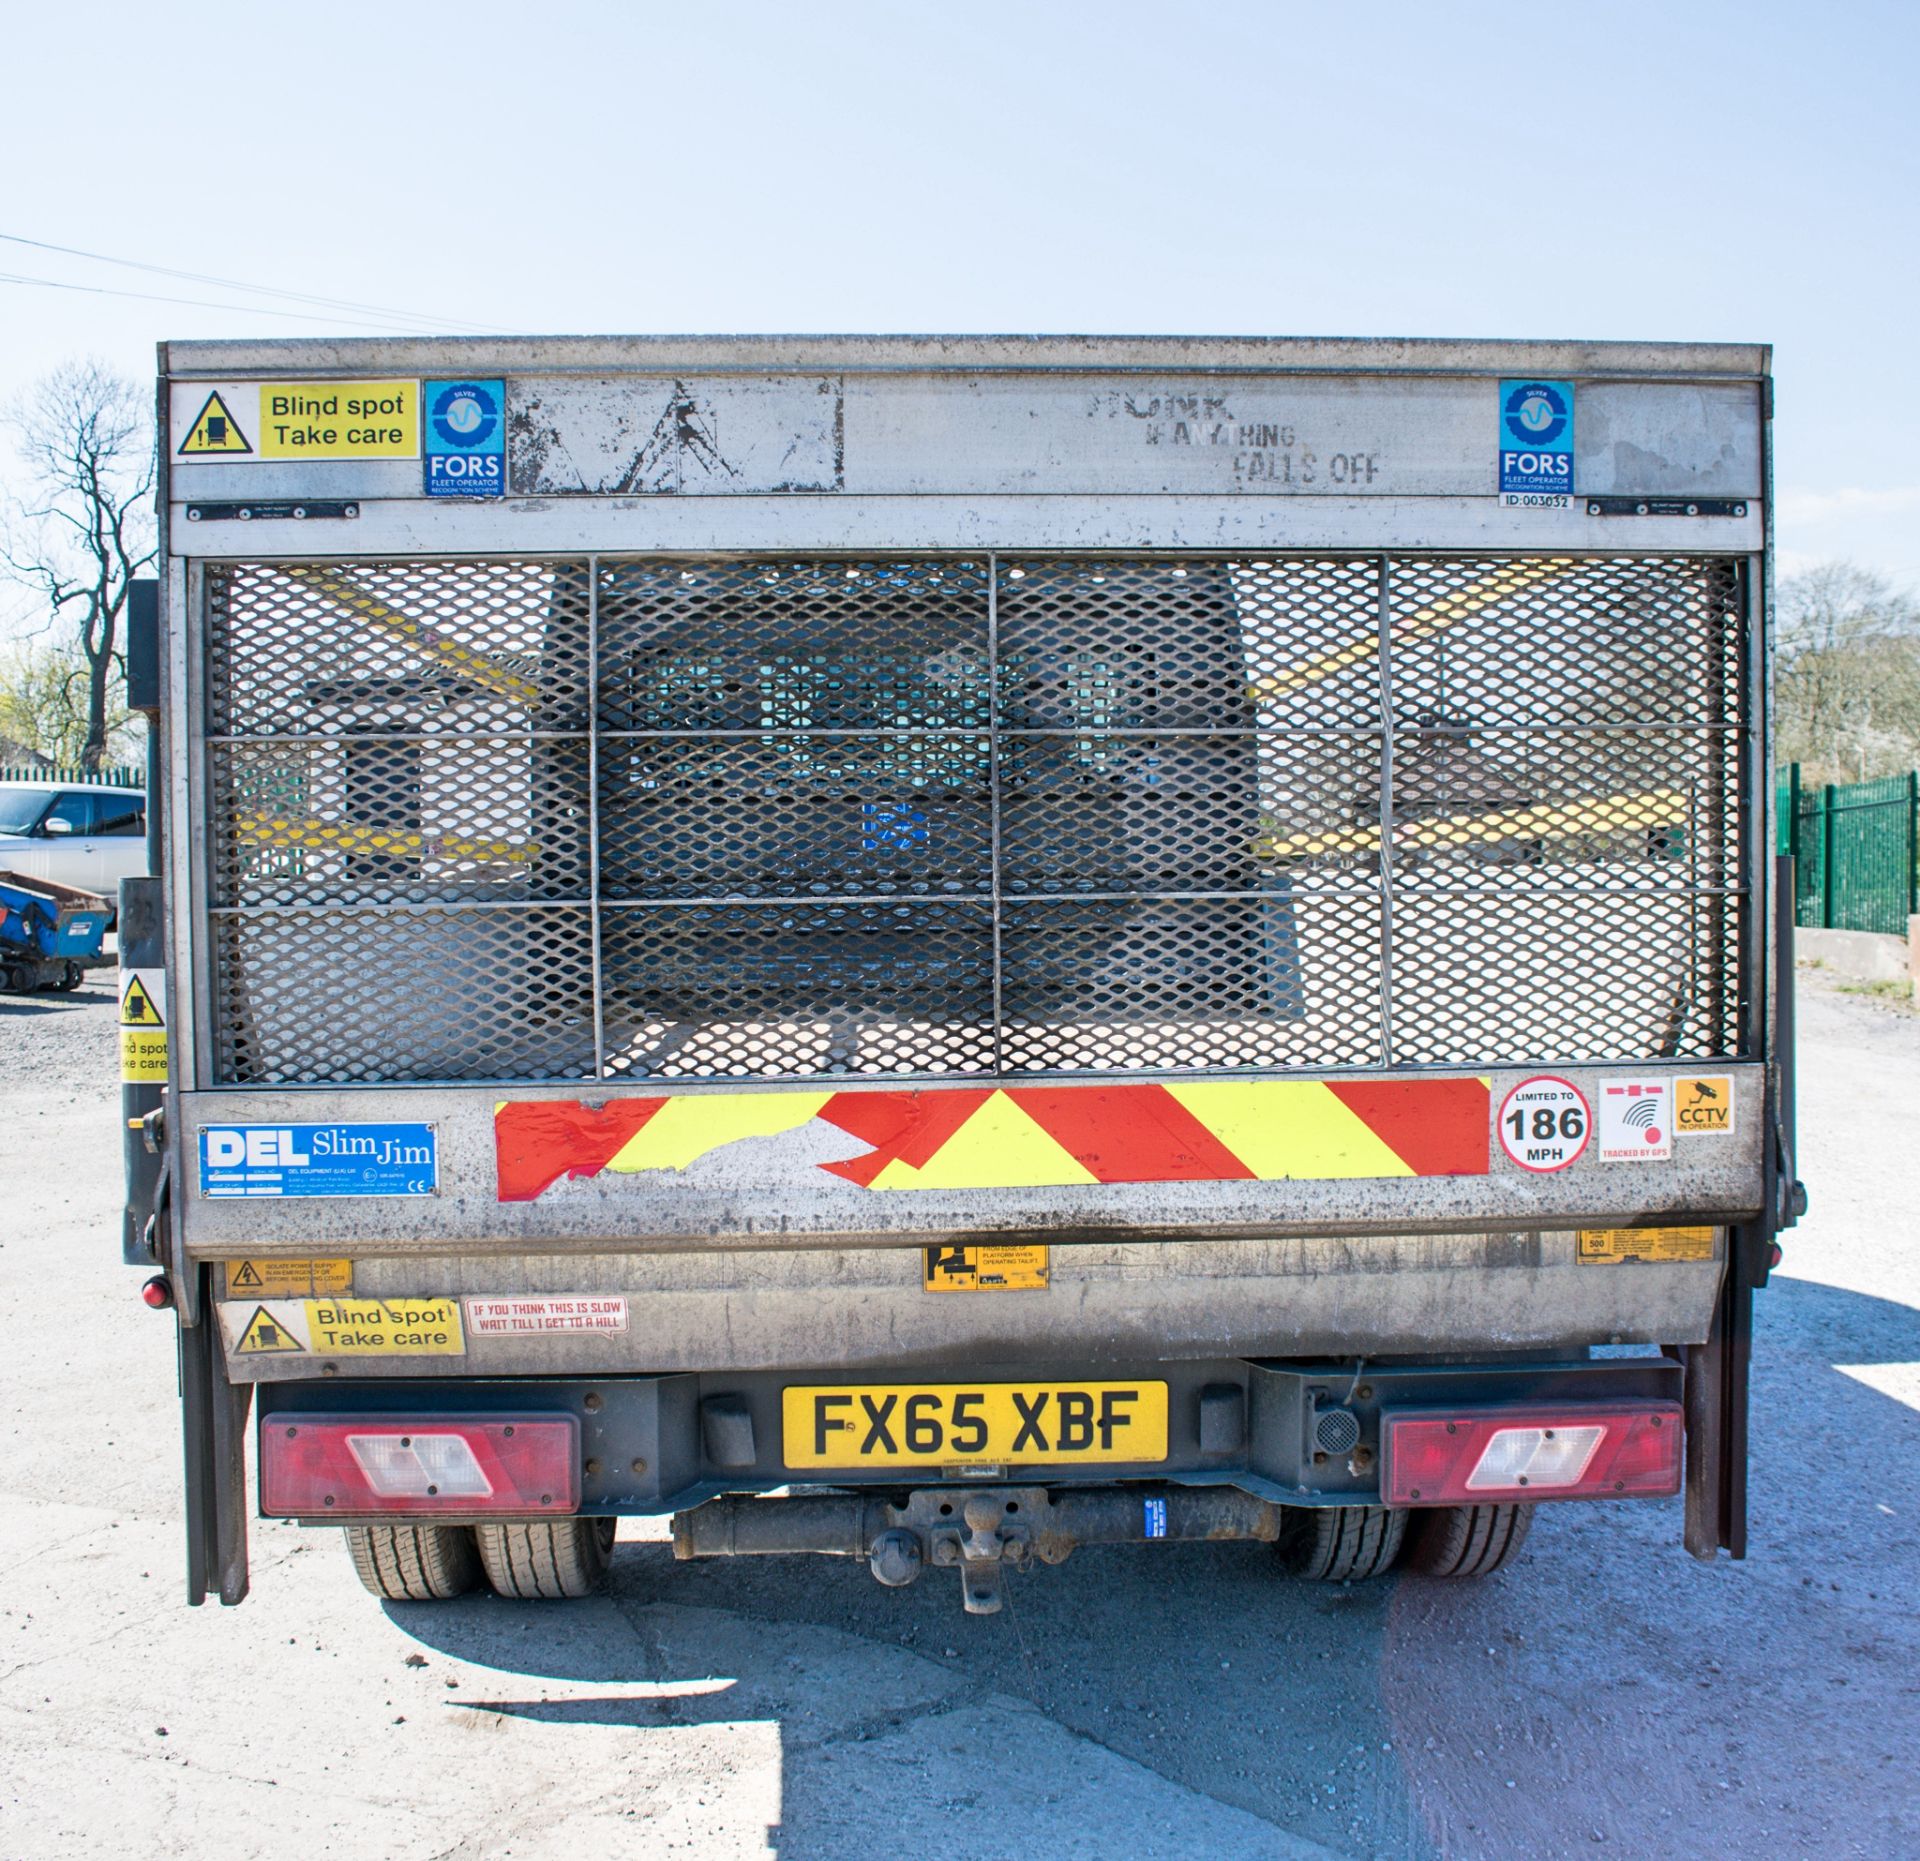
584,1458 -> 601,1477
631,1457 -> 649,1476
322,1363 -> 339,1377
583,1392 -> 603,1412
1410,1488 -> 1422,1500
502,1425 -> 515,1437
1355,1385 -> 1373,1402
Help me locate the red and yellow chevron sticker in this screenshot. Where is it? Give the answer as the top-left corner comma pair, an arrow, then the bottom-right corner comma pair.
494,1078 -> 1488,1203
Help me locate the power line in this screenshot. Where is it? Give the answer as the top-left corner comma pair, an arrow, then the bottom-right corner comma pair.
0,230 -> 516,334
0,269 -> 474,334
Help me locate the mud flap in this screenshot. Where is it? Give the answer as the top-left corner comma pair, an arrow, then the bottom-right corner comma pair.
180,1263 -> 252,1605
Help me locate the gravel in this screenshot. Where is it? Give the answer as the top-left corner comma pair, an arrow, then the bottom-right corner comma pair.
0,973 -> 1914,1858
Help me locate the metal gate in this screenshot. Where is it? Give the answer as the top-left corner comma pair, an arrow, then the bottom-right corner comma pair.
199,552 -> 1748,1086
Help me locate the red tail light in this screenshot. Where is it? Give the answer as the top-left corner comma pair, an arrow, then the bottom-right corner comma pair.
1381,1403 -> 1682,1507
259,1414 -> 579,1517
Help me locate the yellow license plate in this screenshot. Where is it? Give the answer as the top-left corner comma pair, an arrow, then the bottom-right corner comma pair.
782,1381 -> 1169,1469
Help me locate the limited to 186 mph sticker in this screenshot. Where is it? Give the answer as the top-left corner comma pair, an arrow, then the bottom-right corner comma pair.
783,1381 -> 1169,1469
1497,1075 -> 1591,1173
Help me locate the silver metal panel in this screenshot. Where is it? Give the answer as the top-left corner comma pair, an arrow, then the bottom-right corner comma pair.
512,374 -> 842,494
174,460 -> 418,500
222,1232 -> 1724,1382
177,1063 -> 1766,1256
168,495 -> 1764,559
162,333 -> 1770,382
1576,383 -> 1762,497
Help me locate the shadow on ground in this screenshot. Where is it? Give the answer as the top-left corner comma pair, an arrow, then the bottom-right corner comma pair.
387,1278 -> 1920,1859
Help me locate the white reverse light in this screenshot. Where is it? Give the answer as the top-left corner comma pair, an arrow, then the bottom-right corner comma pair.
346,1431 -> 493,1499
1466,1423 -> 1606,1491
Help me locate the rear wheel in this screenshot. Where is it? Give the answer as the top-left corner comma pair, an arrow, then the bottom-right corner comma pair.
475,1518 -> 616,1599
346,1523 -> 481,1601
1277,1504 -> 1406,1582
1401,1503 -> 1534,1578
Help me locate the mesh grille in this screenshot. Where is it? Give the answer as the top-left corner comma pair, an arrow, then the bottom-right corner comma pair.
200,555 -> 1751,1085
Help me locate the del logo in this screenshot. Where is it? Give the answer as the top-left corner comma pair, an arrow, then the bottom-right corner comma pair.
1499,378 -> 1575,496
424,379 -> 506,498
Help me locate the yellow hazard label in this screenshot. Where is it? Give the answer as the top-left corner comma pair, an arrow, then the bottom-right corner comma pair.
221,1298 -> 464,1357
120,1029 -> 167,1083
225,1258 -> 353,1299
924,1243 -> 1051,1292
118,968 -> 167,1082
1576,1227 -> 1716,1264
178,389 -> 253,455
120,972 -> 164,1026
234,1305 -> 305,1354
257,381 -> 419,459
1674,1076 -> 1735,1137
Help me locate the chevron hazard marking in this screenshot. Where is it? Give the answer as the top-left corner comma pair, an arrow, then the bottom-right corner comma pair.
492,1078 -> 1492,1200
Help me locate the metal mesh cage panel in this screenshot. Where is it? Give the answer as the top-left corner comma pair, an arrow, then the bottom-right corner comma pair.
199,554 -> 1750,1085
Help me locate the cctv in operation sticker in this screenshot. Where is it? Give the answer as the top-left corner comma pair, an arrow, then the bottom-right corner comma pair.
1497,1074 -> 1591,1173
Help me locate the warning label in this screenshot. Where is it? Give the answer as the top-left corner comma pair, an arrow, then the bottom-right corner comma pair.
259,381 -> 419,459
923,1243 -> 1051,1292
465,1296 -> 628,1335
233,1305 -> 304,1354
1577,1227 -> 1715,1264
1599,1079 -> 1673,1162
219,1298 -> 465,1358
1674,1076 -> 1734,1137
224,1258 -> 353,1299
119,967 -> 167,1083
170,381 -> 421,462
178,390 -> 252,455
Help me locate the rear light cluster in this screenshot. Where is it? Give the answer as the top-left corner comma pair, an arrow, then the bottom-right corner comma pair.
1381,1403 -> 1682,1507
260,1414 -> 580,1517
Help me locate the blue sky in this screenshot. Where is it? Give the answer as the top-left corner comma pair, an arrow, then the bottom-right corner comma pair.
2,0 -> 1914,583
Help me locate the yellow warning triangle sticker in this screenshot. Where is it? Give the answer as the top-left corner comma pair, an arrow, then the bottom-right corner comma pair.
235,1305 -> 304,1354
179,389 -> 252,455
121,975 -> 164,1027
230,1260 -> 264,1290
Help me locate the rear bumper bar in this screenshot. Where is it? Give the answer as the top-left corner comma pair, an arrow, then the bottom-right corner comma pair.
259,1352 -> 1683,1517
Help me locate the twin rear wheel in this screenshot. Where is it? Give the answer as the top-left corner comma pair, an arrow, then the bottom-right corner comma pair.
346,1503 -> 1527,1601
346,1519 -> 615,1602
1278,1502 -> 1533,1582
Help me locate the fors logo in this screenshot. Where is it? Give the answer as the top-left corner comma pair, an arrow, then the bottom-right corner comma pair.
1503,382 -> 1570,448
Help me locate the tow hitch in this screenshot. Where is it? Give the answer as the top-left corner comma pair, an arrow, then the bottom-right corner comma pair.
673,1485 -> 1288,1614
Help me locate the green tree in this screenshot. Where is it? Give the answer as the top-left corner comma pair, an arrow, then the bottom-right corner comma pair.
1775,562 -> 1920,782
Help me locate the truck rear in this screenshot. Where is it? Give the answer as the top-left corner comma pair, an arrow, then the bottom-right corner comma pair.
130,336 -> 1798,1612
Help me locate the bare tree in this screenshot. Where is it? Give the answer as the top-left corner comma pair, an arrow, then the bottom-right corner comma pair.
2,361 -> 156,772
1774,562 -> 1920,782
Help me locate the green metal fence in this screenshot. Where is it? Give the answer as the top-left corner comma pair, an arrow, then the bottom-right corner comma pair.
0,764 -> 144,788
1779,764 -> 1920,934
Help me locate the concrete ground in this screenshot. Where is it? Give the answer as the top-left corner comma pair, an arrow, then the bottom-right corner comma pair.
1,973 -> 1915,1860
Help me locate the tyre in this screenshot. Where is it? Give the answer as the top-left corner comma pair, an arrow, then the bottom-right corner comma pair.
346,1523 -> 481,1601
1277,1504 -> 1406,1581
474,1518 -> 616,1599
1401,1503 -> 1534,1578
